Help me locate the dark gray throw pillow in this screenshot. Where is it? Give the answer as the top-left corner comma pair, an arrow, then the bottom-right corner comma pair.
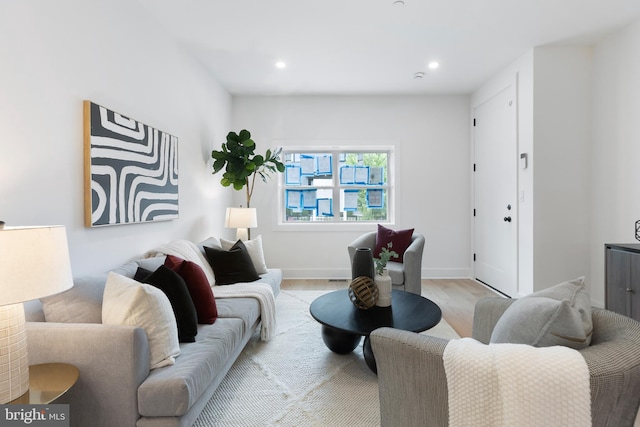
203,240 -> 260,285
135,266 -> 198,343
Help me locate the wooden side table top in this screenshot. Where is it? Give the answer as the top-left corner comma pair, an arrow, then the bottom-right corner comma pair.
9,363 -> 79,405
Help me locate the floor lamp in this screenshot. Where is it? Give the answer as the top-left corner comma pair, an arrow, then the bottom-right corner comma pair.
0,225 -> 74,403
225,207 -> 257,241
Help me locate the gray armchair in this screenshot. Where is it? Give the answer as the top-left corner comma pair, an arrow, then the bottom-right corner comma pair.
347,231 -> 425,295
371,297 -> 640,427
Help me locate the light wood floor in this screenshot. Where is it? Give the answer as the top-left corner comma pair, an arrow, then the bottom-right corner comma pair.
282,278 -> 503,337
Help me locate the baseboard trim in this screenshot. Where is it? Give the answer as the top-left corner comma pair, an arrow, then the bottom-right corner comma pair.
281,267 -> 471,280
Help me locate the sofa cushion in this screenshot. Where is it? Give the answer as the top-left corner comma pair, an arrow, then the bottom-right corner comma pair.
41,274 -> 107,323
204,241 -> 260,285
102,272 -> 181,369
490,277 -> 592,349
374,224 -> 414,263
221,235 -> 268,275
164,255 -> 218,324
111,256 -> 166,279
257,269 -> 282,297
386,261 -> 404,286
214,297 -> 261,331
135,266 -> 198,343
138,317 -> 247,417
197,236 -> 222,253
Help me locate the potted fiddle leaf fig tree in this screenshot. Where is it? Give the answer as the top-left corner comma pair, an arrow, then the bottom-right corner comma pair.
211,129 -> 285,207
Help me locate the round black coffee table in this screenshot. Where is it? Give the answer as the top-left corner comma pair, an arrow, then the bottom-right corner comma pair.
309,289 -> 442,373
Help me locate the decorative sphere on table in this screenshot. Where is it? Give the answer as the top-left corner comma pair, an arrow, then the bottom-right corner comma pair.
348,276 -> 379,310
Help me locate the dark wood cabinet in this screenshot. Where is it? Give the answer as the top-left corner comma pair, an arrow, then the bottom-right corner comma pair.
605,244 -> 640,321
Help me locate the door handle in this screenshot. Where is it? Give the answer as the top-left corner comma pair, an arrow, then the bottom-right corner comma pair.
504,216 -> 512,222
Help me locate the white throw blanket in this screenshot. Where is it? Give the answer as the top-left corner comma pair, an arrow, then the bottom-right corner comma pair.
443,338 -> 591,427
144,239 -> 276,341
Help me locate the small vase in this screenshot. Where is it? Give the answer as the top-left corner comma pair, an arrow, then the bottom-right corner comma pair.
352,247 -> 375,280
375,269 -> 392,307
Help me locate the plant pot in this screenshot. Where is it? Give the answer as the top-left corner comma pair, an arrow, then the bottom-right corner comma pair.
375,269 -> 392,307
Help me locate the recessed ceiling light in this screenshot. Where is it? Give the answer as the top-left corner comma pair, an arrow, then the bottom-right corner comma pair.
428,61 -> 440,70
275,61 -> 287,69
414,72 -> 425,79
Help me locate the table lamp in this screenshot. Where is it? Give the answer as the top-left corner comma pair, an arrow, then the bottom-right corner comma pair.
224,207 -> 257,241
0,225 -> 74,403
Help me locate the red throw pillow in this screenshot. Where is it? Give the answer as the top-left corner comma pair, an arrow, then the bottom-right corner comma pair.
374,224 -> 414,263
164,255 -> 218,324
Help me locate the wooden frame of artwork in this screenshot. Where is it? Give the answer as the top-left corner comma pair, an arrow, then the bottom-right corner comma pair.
83,101 -> 179,227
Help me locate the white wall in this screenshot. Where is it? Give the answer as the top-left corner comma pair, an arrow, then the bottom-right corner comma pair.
231,95 -> 471,279
590,18 -> 640,305
532,47 -> 592,294
471,46 -> 592,298
0,1 -> 232,275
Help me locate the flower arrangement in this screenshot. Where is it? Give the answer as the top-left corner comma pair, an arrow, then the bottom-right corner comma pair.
374,242 -> 399,276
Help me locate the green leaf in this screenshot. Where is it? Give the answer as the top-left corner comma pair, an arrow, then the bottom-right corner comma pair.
233,181 -> 245,191
226,131 -> 240,143
212,159 -> 226,174
238,129 -> 251,141
276,162 -> 285,173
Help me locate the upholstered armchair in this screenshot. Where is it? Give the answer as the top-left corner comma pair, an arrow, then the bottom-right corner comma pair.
347,231 -> 425,295
370,297 -> 640,427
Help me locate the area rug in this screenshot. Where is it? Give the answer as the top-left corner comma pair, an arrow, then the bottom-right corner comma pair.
193,290 -> 460,427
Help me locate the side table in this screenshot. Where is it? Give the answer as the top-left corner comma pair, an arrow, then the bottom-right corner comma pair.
9,363 -> 79,404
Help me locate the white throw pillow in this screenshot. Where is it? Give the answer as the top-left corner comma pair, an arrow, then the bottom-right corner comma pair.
102,272 -> 180,369
221,235 -> 268,275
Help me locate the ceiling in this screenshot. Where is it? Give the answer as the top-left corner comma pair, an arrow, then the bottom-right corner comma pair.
136,0 -> 640,95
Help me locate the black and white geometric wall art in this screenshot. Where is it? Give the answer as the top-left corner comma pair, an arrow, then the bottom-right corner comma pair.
83,101 -> 179,227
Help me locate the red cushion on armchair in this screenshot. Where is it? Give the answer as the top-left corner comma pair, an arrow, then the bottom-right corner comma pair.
374,224 -> 414,263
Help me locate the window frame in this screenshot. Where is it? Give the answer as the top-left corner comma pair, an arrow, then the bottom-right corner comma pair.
276,145 -> 396,231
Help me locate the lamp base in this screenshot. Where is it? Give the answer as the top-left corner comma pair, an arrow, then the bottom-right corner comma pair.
236,228 -> 249,241
0,303 -> 29,403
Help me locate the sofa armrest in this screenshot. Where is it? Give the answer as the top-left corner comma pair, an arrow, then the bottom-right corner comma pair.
371,327 -> 450,427
27,322 -> 150,427
347,231 -> 377,264
471,297 -> 514,343
400,234 -> 425,295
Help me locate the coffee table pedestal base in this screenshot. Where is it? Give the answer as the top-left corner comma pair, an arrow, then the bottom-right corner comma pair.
362,336 -> 377,373
321,326 -> 361,354
321,326 -> 378,373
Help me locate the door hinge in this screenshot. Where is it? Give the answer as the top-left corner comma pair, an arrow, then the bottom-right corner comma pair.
473,163 -> 476,172
473,209 -> 476,217
473,253 -> 476,262
473,118 -> 476,126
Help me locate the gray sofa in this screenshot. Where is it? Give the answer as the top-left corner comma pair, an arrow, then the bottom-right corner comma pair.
371,297 -> 640,427
24,238 -> 281,427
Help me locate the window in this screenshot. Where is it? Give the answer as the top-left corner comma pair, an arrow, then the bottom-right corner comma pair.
280,148 -> 393,223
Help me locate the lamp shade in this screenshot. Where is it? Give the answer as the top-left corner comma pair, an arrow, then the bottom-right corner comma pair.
224,208 -> 257,229
0,225 -> 74,306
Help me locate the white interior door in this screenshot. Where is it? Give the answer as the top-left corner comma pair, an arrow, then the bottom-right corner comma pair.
474,85 -> 518,296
